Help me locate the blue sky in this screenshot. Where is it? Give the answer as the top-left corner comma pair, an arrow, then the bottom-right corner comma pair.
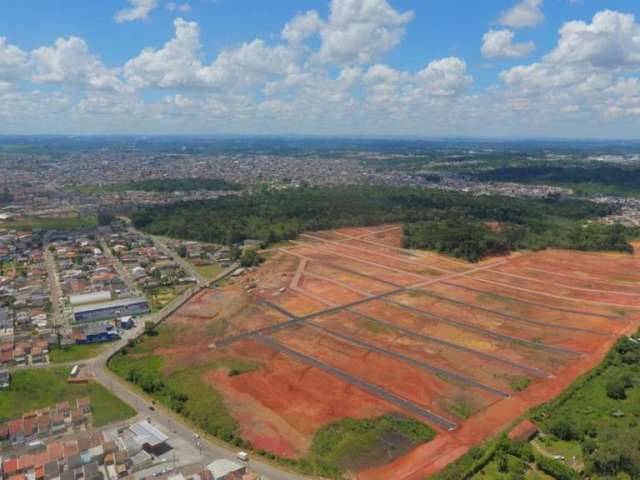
1,0 -> 640,137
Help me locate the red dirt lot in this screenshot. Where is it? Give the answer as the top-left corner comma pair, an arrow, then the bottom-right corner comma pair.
320,242 -> 449,277
208,338 -> 392,457
287,246 -> 418,286
448,274 -> 631,318
298,275 -> 367,305
155,226 -> 640,479
351,299 -> 573,373
423,281 -> 626,333
305,262 -> 397,295
472,269 -> 640,306
496,263 -> 640,295
314,310 -> 536,395
270,324 -> 498,421
391,289 -> 615,354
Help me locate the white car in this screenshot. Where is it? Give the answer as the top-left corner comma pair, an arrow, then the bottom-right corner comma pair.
237,451 -> 249,462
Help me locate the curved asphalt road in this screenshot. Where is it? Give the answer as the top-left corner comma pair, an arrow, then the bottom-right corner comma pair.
83,283 -> 306,480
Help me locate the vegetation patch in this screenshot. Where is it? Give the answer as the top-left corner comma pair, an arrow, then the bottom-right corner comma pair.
109,330 -> 262,448
510,377 -> 532,392
195,263 -> 223,279
357,318 -> 393,335
1,216 -> 98,231
445,400 -> 475,420
309,414 -> 436,472
49,343 -> 108,363
434,331 -> 640,480
131,185 -> 634,262
475,164 -> 640,196
530,332 -> 640,479
0,368 -> 135,427
433,435 -> 575,480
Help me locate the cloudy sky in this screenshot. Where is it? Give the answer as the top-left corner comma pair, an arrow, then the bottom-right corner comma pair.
1,0 -> 640,138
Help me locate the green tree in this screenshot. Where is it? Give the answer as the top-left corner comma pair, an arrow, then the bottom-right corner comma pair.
240,249 -> 263,268
97,212 -> 116,226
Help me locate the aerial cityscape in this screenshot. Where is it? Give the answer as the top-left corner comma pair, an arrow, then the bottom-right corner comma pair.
2,2 -> 640,480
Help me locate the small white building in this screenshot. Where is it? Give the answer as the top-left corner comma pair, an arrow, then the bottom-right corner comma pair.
206,459 -> 246,480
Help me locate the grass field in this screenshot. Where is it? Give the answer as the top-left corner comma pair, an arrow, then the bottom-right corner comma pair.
0,216 -> 97,231
310,415 -> 435,471
194,263 -> 223,279
49,343 -> 109,363
0,368 -> 135,427
147,284 -> 190,312
109,333 -> 260,443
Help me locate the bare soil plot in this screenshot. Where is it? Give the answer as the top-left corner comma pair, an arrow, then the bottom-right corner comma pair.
305,262 -> 397,295
286,246 -> 418,286
471,269 -> 640,306
496,262 -> 640,294
298,275 -> 367,305
350,299 -> 569,374
423,281 -> 621,333
270,324 -> 498,422
209,338 -> 391,457
314,310 -> 537,396
448,275 -> 630,319
391,290 -> 604,354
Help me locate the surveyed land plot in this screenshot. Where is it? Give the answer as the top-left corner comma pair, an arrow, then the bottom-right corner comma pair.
122,226 -> 640,480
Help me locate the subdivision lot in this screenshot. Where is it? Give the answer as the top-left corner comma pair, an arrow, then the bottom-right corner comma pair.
471,269 -> 640,306
116,226 -> 640,479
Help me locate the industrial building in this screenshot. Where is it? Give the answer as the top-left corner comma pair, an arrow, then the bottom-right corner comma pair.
69,290 -> 112,307
73,297 -> 150,323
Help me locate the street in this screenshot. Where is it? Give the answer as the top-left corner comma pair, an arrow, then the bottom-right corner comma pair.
83,273 -> 306,480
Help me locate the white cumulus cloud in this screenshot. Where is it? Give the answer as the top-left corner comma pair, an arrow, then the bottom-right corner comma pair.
315,0 -> 414,65
115,0 -> 158,23
124,18 -> 296,90
31,37 -> 124,91
500,10 -> 640,118
0,37 -> 28,81
482,29 -> 535,58
166,2 -> 191,13
499,0 -> 544,29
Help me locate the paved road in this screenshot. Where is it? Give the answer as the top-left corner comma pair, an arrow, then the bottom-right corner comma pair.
147,233 -> 208,287
81,270 -> 305,480
100,237 -> 143,296
44,247 -> 69,334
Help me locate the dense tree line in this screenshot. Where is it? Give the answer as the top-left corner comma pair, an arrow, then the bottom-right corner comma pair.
476,164 -> 640,194
131,185 -> 633,261
111,177 -> 240,193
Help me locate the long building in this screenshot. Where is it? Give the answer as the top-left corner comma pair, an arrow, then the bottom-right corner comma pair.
73,297 -> 150,323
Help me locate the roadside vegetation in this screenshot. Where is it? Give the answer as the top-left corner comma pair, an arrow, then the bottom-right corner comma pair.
0,368 -> 135,427
49,343 -> 108,363
194,263 -> 223,279
131,185 -> 635,262
109,324 -> 436,478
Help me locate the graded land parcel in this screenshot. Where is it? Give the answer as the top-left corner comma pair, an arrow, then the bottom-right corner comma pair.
110,226 -> 640,479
